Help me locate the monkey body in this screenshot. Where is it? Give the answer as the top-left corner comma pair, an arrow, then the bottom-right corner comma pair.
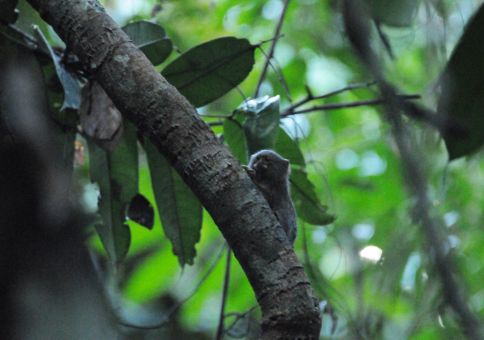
247,150 -> 297,244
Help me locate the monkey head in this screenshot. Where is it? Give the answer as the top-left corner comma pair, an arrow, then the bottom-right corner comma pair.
247,149 -> 290,187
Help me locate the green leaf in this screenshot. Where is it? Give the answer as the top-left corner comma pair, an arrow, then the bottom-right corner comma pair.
241,95 -> 280,154
144,140 -> 202,266
15,0 -> 48,35
366,0 -> 420,27
0,0 -> 18,24
274,128 -> 305,167
438,3 -> 484,160
162,36 -> 256,107
88,122 -> 139,264
273,128 -> 334,225
123,20 -> 173,66
290,168 -> 335,226
224,118 -> 248,164
35,27 -> 81,111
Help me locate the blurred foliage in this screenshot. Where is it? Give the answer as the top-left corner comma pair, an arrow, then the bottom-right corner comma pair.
2,0 -> 484,338
104,1 -> 483,338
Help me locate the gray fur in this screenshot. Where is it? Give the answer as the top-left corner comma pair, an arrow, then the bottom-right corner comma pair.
247,150 -> 297,244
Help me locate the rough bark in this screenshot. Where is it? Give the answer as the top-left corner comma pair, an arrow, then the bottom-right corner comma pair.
27,0 -> 321,338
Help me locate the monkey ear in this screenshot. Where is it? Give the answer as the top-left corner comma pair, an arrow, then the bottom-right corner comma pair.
283,158 -> 290,171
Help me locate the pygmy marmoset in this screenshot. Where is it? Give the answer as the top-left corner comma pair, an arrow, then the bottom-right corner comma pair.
247,150 -> 297,244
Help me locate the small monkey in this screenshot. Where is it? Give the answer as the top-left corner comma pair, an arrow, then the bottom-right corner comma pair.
246,150 -> 297,244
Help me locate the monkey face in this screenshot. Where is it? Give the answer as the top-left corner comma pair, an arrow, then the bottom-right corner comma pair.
249,150 -> 290,184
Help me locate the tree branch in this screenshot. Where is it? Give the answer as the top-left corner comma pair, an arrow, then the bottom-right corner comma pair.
281,94 -> 420,117
281,81 -> 377,116
27,0 -> 321,337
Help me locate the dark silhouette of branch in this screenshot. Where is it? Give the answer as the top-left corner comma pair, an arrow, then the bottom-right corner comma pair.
343,2 -> 482,338
281,81 -> 377,116
374,20 -> 394,59
254,0 -> 291,97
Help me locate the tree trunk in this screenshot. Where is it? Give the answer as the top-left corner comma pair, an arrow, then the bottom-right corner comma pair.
27,0 -> 322,337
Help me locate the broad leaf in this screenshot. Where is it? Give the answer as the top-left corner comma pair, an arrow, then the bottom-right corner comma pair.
366,0 -> 420,27
123,21 -> 172,66
290,168 -> 335,226
224,118 -> 248,164
35,27 -> 81,111
274,128 -> 305,167
162,37 -> 256,107
438,3 -> 484,160
15,0 -> 48,35
89,123 -> 139,264
273,129 -> 334,225
240,95 -> 280,154
144,140 -> 202,266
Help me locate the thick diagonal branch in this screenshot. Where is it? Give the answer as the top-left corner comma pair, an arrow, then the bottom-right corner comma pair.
27,0 -> 321,337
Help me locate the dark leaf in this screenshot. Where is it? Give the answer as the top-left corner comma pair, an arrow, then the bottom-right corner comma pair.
438,3 -> 484,160
162,37 -> 256,107
88,122 -> 139,264
290,168 -> 335,226
224,118 -> 248,164
123,20 -> 172,66
34,27 -> 81,111
127,193 -> 154,229
241,95 -> 280,154
0,0 -> 18,24
144,140 -> 202,266
274,127 -> 305,167
80,81 -> 124,151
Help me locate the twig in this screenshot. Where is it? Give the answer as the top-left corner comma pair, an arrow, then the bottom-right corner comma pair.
224,306 -> 258,336
258,47 -> 293,101
254,0 -> 291,97
374,20 -> 394,59
215,246 -> 232,340
281,94 -> 420,117
281,81 -> 377,116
